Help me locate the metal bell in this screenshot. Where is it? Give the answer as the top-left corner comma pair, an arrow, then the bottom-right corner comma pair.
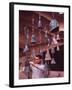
31,34 -> 36,43
49,19 -> 59,31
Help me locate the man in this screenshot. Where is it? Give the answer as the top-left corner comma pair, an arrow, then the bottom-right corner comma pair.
30,55 -> 48,79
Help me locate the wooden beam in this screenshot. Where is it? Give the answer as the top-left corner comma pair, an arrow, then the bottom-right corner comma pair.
35,12 -> 51,21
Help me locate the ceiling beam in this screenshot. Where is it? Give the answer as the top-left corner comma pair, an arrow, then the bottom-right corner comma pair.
35,12 -> 51,21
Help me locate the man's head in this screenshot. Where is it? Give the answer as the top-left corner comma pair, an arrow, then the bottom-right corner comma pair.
34,55 -> 42,64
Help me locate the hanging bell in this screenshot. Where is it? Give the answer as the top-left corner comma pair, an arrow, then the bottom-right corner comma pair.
51,58 -> 56,64
49,18 -> 59,31
31,34 -> 36,43
57,34 -> 60,41
26,33 -> 29,40
31,49 -> 36,57
52,36 -> 58,44
23,44 -> 29,53
45,49 -> 51,61
56,46 -> 60,51
38,15 -> 42,28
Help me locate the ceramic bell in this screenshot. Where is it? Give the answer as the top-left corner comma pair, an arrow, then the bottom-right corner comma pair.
56,46 -> 60,51
45,49 -> 51,61
23,44 -> 29,53
38,15 -> 42,28
51,58 -> 56,64
31,34 -> 36,43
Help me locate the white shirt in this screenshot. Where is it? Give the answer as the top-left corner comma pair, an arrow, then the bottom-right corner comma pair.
30,62 -> 46,79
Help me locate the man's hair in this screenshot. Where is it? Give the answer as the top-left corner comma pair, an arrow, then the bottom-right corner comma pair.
36,54 -> 42,59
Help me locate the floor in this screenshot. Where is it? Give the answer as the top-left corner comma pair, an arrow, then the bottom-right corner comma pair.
19,70 -> 64,79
